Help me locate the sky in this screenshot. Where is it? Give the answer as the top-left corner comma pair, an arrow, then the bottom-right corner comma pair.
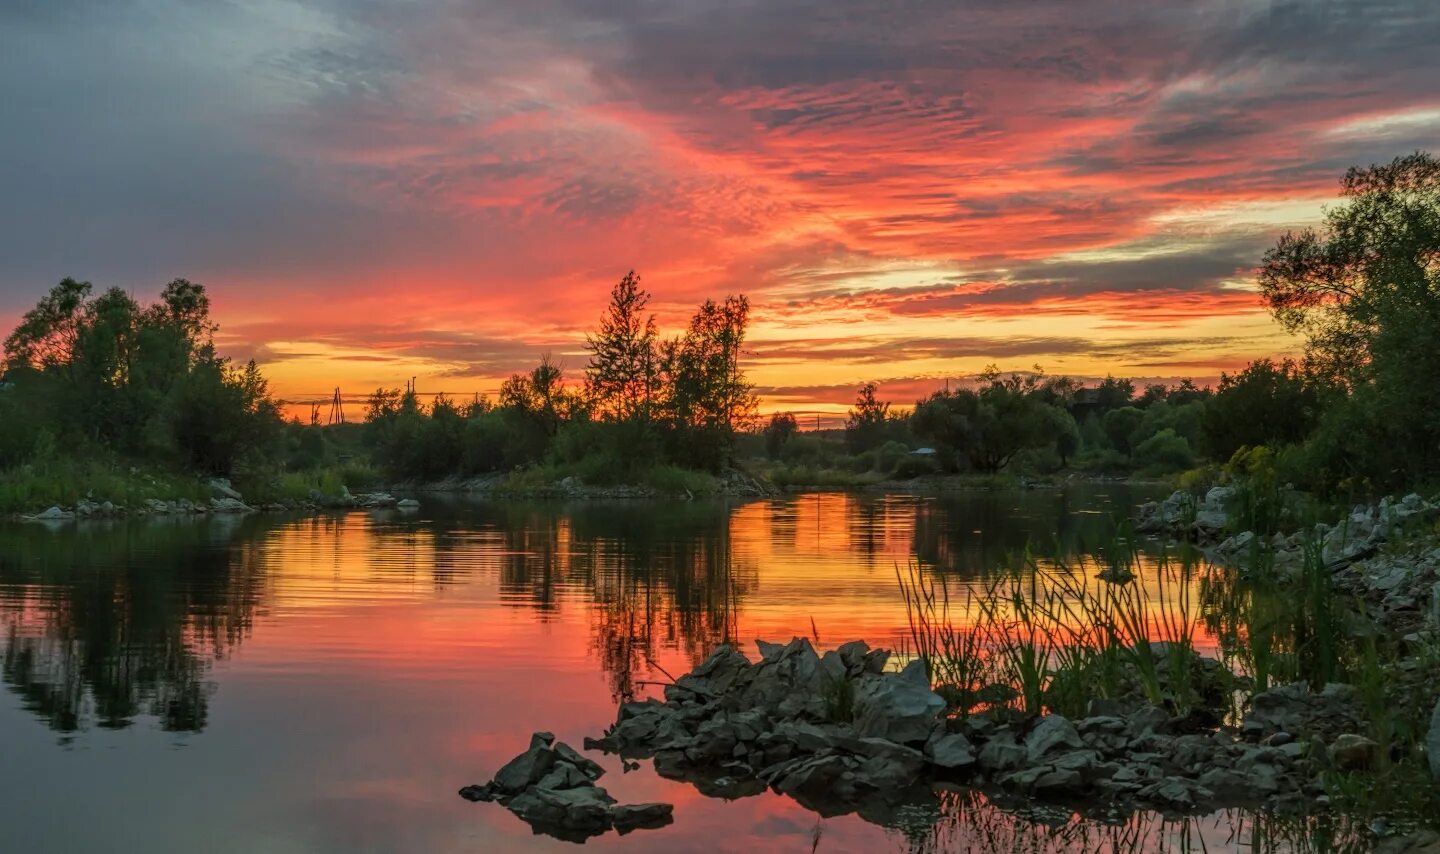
2,0 -> 1438,421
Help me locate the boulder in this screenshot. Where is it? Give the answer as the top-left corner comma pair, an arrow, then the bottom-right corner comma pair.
926,733 -> 976,770
506,783 -> 616,833
209,497 -> 254,514
209,478 -> 244,501
396,498 -> 421,510
1025,715 -> 1083,762
978,739 -> 1027,773
492,732 -> 559,793
851,659 -> 945,744
1329,733 -> 1379,771
31,506 -> 71,521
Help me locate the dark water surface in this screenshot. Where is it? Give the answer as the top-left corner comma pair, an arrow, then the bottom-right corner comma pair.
0,487 -> 1332,852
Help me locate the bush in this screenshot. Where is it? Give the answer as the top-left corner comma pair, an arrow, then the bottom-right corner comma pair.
892,454 -> 938,480
1134,429 -> 1195,474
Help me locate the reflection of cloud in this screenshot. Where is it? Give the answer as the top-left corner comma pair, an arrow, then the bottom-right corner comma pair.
1,0 -> 1435,406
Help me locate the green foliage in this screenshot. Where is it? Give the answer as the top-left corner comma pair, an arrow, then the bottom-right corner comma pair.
1260,151 -> 1440,489
910,369 -> 1076,473
1201,358 -> 1320,460
1102,406 -> 1145,455
1,277 -> 282,477
1133,428 -> 1195,475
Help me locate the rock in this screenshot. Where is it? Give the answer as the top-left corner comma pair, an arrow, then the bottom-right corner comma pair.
926,733 -> 975,770
31,506 -> 71,521
978,739 -> 1027,773
209,478 -> 243,501
554,742 -> 605,781
1139,777 -> 1195,810
1329,733 -> 1379,771
1430,698 -> 1440,782
209,497 -> 254,514
492,732 -> 559,793
396,498 -> 420,510
506,783 -> 616,833
610,803 -> 674,834
1025,715 -> 1083,761
851,660 -> 946,744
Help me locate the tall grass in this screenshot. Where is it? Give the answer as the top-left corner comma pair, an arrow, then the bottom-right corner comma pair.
898,539 -> 1206,719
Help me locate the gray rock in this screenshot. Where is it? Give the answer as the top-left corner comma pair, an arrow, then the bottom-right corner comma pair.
506,783 -> 616,832
396,498 -> 420,510
492,732 -> 558,793
1025,715 -> 1083,761
209,497 -> 254,514
851,666 -> 946,744
610,803 -> 673,833
537,762 -> 594,791
209,478 -> 243,501
978,739 -> 1027,773
926,733 -> 976,770
31,506 -> 71,521
1329,733 -> 1379,771
554,742 -> 605,780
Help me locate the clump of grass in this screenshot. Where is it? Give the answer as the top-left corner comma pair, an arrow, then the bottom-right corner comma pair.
898,540 -> 1208,720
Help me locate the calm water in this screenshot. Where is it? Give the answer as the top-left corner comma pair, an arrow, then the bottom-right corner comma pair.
0,488 -> 1332,852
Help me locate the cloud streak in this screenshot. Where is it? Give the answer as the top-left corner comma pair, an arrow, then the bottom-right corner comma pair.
2,0 -> 1437,409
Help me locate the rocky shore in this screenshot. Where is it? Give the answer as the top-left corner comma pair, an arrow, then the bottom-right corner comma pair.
15,478 -> 421,522
462,636 -> 1435,843
403,467 -> 777,500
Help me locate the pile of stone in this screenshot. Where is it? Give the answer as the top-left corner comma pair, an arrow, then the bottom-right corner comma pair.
1212,493 -> 1438,572
581,638 -> 1333,822
1133,486 -> 1232,542
458,732 -> 672,842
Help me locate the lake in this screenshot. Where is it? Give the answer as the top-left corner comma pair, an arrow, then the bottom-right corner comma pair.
0,487 -> 1338,852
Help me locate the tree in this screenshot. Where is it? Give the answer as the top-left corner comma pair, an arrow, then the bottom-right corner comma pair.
658,295 -> 757,469
585,271 -> 658,422
845,383 -> 891,453
910,369 -> 1073,473
1102,406 -> 1145,456
764,412 -> 799,460
1260,151 -> 1440,485
1,277 -> 282,473
1201,358 -> 1319,460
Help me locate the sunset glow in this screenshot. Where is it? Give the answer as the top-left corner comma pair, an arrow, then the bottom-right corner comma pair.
4,1 -> 1438,417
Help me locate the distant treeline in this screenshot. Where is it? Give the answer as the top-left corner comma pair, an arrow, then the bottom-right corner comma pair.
2,152 -> 1436,499
362,273 -> 758,482
767,152 -> 1440,494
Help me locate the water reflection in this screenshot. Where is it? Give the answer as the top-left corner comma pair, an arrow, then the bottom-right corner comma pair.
0,517 -> 267,735
10,485 -> 1357,853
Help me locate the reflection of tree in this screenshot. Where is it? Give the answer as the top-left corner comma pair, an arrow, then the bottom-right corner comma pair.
399,499 -> 759,701
909,485 -> 1160,576
0,518 -> 266,735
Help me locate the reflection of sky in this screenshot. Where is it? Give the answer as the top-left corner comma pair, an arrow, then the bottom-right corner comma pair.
0,489 -> 1299,850
4,2 -> 1440,416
